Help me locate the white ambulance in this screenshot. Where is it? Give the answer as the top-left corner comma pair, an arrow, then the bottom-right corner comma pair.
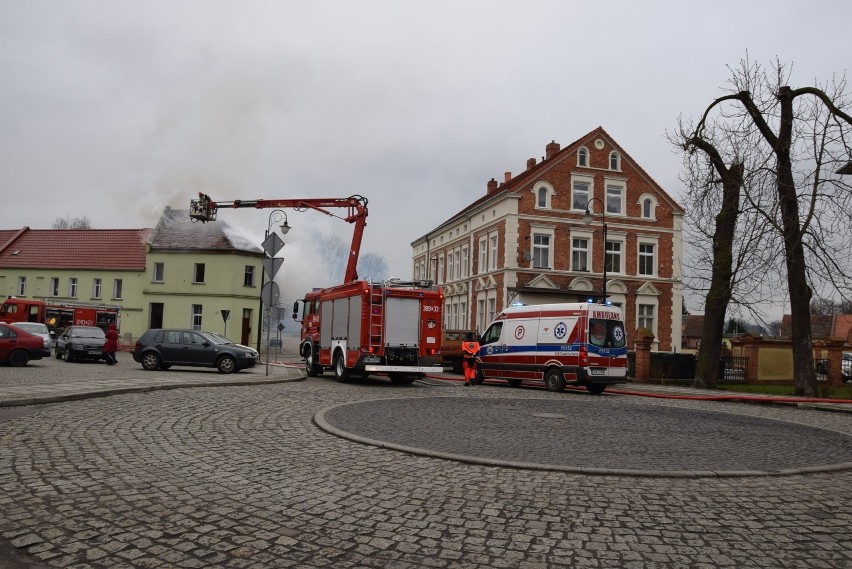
475,302 -> 628,394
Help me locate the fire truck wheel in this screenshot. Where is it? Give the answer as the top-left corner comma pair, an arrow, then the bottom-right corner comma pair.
140,352 -> 161,371
544,369 -> 566,392
9,349 -> 30,367
305,345 -> 321,377
63,349 -> 74,363
587,384 -> 606,395
217,355 -> 236,374
507,378 -> 523,388
388,373 -> 417,385
333,352 -> 351,382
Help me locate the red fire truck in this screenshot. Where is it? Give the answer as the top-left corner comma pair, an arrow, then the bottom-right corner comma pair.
190,193 -> 443,384
0,297 -> 120,334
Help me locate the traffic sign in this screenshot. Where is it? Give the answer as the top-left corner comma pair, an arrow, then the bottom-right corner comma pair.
262,233 -> 285,258
261,281 -> 280,307
262,257 -> 284,279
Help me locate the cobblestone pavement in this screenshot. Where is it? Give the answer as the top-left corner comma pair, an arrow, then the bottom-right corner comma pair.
0,356 -> 851,568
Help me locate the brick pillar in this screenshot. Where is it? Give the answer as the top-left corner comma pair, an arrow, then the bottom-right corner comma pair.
824,337 -> 845,387
633,328 -> 655,384
742,334 -> 762,383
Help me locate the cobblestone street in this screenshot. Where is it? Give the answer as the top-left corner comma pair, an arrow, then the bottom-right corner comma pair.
0,356 -> 850,567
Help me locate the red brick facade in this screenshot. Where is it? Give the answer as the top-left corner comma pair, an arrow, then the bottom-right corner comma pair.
412,127 -> 684,350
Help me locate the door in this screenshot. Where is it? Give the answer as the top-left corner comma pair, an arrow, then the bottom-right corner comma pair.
477,321 -> 505,378
241,308 -> 252,346
181,331 -> 214,365
149,303 -> 164,329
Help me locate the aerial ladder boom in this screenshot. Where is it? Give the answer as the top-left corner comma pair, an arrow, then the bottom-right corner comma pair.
190,193 -> 368,283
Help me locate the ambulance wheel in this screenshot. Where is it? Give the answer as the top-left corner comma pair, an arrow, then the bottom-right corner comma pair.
587,384 -> 606,395
305,344 -> 321,377
507,378 -> 522,388
334,352 -> 351,382
544,369 -> 566,392
389,373 -> 416,385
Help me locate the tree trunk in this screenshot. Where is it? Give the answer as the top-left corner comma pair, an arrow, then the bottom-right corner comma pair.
694,163 -> 743,388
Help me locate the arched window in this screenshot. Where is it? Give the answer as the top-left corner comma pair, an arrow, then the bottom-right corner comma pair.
642,198 -> 653,218
532,182 -> 554,209
609,151 -> 621,171
537,187 -> 548,208
577,147 -> 589,167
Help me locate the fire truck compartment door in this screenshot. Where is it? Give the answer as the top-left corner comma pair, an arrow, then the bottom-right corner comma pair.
384,297 -> 420,347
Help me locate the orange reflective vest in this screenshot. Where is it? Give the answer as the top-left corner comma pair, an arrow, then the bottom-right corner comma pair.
462,341 -> 480,358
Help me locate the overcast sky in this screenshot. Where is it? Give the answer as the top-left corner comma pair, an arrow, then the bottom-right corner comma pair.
1,1 -> 850,314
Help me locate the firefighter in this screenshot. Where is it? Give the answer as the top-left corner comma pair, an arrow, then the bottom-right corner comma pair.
462,331 -> 480,386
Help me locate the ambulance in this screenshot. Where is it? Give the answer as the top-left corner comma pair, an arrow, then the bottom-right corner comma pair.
475,302 -> 628,394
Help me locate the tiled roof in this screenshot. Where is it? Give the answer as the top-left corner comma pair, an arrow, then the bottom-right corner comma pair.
147,207 -> 263,255
682,314 -> 704,338
0,227 -> 150,271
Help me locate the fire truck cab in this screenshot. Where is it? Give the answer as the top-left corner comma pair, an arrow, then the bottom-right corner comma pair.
476,302 -> 627,394
295,279 -> 443,385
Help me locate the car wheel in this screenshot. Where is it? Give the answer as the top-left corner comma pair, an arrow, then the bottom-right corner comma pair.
217,355 -> 236,374
305,344 -> 322,377
587,384 -> 606,395
9,349 -> 30,367
64,349 -> 74,363
544,369 -> 566,392
333,351 -> 350,382
141,352 -> 160,371
55,348 -> 62,359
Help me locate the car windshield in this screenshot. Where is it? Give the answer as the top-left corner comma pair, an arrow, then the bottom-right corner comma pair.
70,327 -> 105,339
206,332 -> 233,345
13,323 -> 49,334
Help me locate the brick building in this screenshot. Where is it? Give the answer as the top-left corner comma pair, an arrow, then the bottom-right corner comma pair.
411,127 -> 684,350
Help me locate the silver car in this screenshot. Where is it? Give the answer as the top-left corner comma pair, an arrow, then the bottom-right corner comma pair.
10,322 -> 52,356
842,352 -> 852,382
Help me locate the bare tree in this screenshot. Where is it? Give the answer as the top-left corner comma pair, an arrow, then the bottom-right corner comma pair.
51,215 -> 91,229
679,56 -> 852,396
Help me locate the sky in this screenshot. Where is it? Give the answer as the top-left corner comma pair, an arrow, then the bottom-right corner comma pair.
1,0 -> 850,315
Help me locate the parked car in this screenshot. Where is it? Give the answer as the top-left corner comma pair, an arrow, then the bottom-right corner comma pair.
0,322 -> 46,366
132,329 -> 259,373
10,322 -> 52,356
55,325 -> 107,362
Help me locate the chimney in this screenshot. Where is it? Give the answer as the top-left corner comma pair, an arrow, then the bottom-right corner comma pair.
545,140 -> 560,159
487,178 -> 498,194
527,157 -> 537,170
504,171 -> 512,183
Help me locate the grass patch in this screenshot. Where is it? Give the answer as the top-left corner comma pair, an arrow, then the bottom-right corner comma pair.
717,382 -> 852,400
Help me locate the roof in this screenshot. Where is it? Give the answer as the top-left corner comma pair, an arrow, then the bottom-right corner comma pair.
147,207 -> 263,255
0,227 -> 150,271
682,314 -> 704,338
416,126 -> 685,241
779,313 -> 851,341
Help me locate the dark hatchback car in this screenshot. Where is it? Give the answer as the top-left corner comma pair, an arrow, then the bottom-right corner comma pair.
0,322 -> 46,366
132,329 -> 259,374
55,325 -> 107,362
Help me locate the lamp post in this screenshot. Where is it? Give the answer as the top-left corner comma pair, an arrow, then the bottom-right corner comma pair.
257,210 -> 291,358
583,197 -> 607,303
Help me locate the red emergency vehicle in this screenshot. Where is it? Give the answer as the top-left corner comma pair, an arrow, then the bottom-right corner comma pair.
190,193 -> 444,384
476,302 -> 628,394
0,298 -> 120,334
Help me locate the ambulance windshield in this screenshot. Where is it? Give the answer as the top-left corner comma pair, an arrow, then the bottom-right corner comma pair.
480,322 -> 503,345
589,318 -> 626,348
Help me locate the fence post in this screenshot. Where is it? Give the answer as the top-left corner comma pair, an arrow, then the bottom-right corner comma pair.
633,328 -> 655,384
824,337 -> 845,387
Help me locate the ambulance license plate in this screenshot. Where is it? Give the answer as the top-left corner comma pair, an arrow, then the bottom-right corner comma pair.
589,368 -> 605,375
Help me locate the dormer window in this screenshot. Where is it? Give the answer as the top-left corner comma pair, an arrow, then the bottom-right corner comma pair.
577,147 -> 589,167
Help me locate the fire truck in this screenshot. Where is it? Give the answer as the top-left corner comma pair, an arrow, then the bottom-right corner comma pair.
189,193 -> 443,384
0,297 -> 120,334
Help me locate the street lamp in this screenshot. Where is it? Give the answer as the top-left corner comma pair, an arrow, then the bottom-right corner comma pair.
257,210 -> 291,356
583,197 -> 607,303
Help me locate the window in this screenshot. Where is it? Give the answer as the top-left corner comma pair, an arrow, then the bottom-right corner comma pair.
478,299 -> 487,331
572,181 -> 590,211
50,278 -> 59,297
538,187 -> 547,208
605,241 -> 622,273
577,147 -> 588,167
639,243 -> 655,276
153,262 -> 164,283
454,250 -> 461,281
437,255 -> 444,284
609,151 -> 621,170
643,198 -> 653,218
244,265 -> 255,287
92,278 -> 102,299
639,304 -> 655,331
17,277 -> 26,296
572,237 -> 589,271
69,278 -> 78,298
461,246 -> 469,278
606,184 -> 623,215
479,238 -> 487,274
489,234 -> 498,271
448,250 -> 455,281
191,304 -> 202,330
532,234 -> 551,269
113,279 -> 123,299
193,263 -> 205,284
487,298 -> 497,323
